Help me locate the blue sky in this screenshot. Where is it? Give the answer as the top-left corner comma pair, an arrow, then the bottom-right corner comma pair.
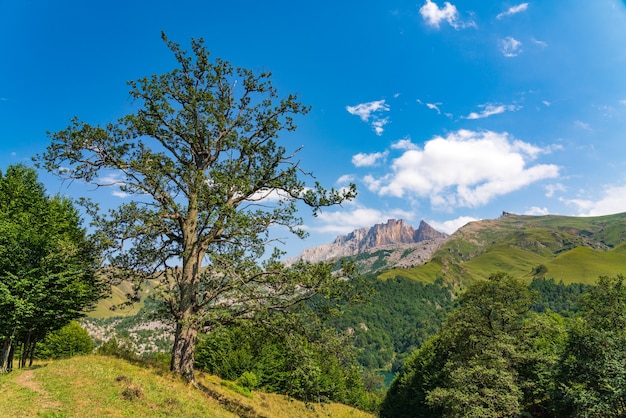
2,0 -> 626,258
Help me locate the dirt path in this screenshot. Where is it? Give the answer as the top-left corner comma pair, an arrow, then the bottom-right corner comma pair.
14,369 -> 61,411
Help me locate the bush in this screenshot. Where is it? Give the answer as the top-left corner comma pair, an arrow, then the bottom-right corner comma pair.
36,321 -> 94,359
96,337 -> 136,360
237,371 -> 259,389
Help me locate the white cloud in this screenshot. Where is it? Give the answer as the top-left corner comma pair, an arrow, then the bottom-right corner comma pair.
312,206 -> 415,235
545,183 -> 566,198
98,172 -> 131,198
391,138 -> 419,151
99,174 -> 125,185
465,103 -> 520,119
574,120 -> 592,131
346,100 -> 388,121
419,0 -> 475,29
419,100 -> 452,117
365,129 -> 560,209
372,118 -> 389,136
426,102 -> 442,114
563,184 -> 626,216
10,152 -> 16,157
420,0 -> 458,28
542,100 -> 551,107
112,190 -> 131,198
525,206 -> 550,216
500,37 -> 522,57
428,216 -> 478,234
619,99 -> 626,105
496,3 -> 529,19
352,151 -> 389,167
246,188 -> 291,202
337,174 -> 356,184
346,100 -> 390,135
533,38 -> 548,48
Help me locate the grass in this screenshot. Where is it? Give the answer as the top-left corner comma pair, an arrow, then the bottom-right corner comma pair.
0,356 -> 373,418
378,260 -> 443,283
89,281 -> 144,318
546,245 -> 626,284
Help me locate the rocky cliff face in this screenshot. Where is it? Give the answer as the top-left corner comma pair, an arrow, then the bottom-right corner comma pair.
287,219 -> 449,264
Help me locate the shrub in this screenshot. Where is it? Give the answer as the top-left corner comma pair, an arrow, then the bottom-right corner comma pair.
96,337 -> 136,360
237,371 -> 259,389
36,321 -> 94,359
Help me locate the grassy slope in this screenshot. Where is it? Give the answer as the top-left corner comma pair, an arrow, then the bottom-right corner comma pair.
89,280 -> 162,318
89,281 -> 144,318
0,356 -> 373,418
380,212 -> 626,285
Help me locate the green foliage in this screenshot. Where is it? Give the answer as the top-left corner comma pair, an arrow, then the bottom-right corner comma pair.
426,360 -> 522,417
195,315 -> 378,411
96,337 -> 137,360
221,380 -> 254,398
382,272 -> 566,417
380,335 -> 446,418
237,371 -> 259,389
0,164 -> 104,371
328,275 -> 453,371
36,321 -> 94,359
84,297 -> 174,357
555,275 -> 626,416
530,277 -> 591,317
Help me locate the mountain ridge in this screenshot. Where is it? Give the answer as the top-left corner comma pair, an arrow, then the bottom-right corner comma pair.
287,219 -> 449,266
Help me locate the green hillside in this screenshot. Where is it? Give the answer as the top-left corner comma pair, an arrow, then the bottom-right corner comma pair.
380,212 -> 626,285
0,356 -> 373,418
89,280 -> 159,318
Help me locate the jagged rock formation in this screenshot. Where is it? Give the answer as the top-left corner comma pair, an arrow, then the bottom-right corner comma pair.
286,219 -> 449,265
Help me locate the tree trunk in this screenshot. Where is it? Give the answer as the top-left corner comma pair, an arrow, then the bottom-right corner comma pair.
170,320 -> 199,382
7,343 -> 15,372
1,337 -> 11,373
20,331 -> 32,368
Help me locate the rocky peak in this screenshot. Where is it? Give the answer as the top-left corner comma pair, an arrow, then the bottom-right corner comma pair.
415,220 -> 449,241
287,219 -> 449,264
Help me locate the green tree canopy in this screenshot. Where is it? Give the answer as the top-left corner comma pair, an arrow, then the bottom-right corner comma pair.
556,275 -> 626,417
37,34 -> 356,381
381,272 -> 566,417
0,164 -> 103,372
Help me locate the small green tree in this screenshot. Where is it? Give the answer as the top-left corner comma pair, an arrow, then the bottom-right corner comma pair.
36,321 -> 94,359
37,34 -> 356,382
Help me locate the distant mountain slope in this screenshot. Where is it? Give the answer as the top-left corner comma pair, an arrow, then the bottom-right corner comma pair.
380,211 -> 626,285
286,219 -> 449,270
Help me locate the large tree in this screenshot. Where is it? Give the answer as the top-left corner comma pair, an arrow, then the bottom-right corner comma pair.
37,34 -> 356,381
0,165 -> 103,372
